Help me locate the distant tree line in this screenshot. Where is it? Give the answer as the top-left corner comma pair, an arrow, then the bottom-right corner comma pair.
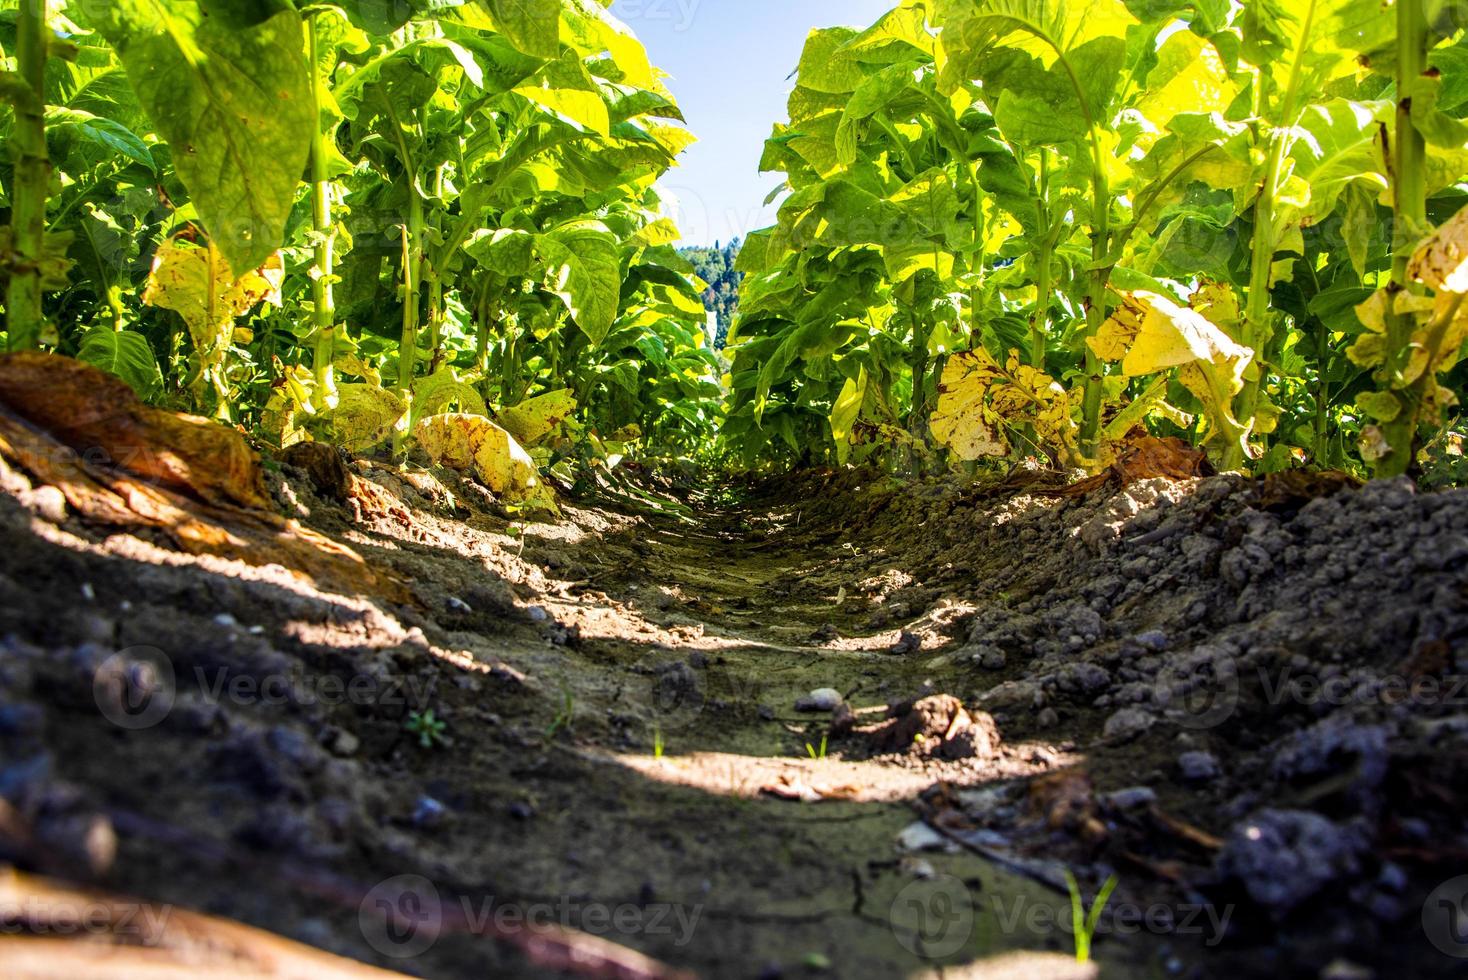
678,239 -> 742,348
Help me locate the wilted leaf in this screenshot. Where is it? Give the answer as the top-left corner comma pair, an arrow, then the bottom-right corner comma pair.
1409,203 -> 1468,294
411,369 -> 488,429
142,239 -> 284,364
1090,291 -> 1252,379
414,413 -> 556,512
498,388 -> 576,447
327,384 -> 406,452
829,369 -> 867,465
931,349 -> 1078,463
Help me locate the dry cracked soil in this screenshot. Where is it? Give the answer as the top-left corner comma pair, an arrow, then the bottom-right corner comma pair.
0,447 -> 1466,980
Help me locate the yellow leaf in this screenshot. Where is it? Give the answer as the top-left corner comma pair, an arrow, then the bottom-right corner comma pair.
414,413 -> 556,513
498,389 -> 578,448
142,239 -> 283,363
930,350 -> 1007,461
1100,291 -> 1252,379
328,384 -> 405,453
1409,202 -> 1468,293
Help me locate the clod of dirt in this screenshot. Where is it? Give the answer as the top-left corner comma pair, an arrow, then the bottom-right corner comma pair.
889,630 -> 921,655
1216,809 -> 1371,918
865,695 -> 1000,760
279,442 -> 352,503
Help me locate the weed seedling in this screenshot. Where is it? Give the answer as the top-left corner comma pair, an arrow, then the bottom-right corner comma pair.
653,724 -> 665,760
545,688 -> 575,739
805,733 -> 828,759
1065,871 -> 1118,964
405,710 -> 448,749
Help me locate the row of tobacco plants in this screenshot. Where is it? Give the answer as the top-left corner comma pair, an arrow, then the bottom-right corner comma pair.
726,0 -> 1468,479
0,0 -> 722,505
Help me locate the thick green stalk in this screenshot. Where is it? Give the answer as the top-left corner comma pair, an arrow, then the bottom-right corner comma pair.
6,0 -> 50,351
306,14 -> 338,410
1376,0 -> 1430,477
1029,150 -> 1052,368
1232,0 -> 1319,469
396,190 -> 424,402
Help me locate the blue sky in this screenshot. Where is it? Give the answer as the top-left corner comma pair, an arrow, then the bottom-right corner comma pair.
608,0 -> 897,247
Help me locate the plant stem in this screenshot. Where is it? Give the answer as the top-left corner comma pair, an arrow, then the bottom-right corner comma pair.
1233,0 -> 1319,469
306,13 -> 338,411
1377,0 -> 1430,477
6,0 -> 50,352
397,190 -> 424,401
1029,149 -> 1052,368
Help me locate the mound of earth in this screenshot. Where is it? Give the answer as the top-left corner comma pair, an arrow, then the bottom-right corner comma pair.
0,414 -> 1464,978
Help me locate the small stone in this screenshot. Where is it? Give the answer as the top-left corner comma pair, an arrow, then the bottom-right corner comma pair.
1135,630 -> 1169,651
1103,706 -> 1154,743
213,613 -> 238,629
1104,786 -> 1158,811
896,821 -> 952,853
324,728 -> 360,757
527,606 -> 550,623
1035,707 -> 1059,728
757,704 -> 776,722
508,801 -> 535,821
981,650 -> 1007,670
1177,750 -> 1220,782
412,796 -> 447,829
1319,959 -> 1374,980
445,597 -> 472,615
795,688 -> 843,713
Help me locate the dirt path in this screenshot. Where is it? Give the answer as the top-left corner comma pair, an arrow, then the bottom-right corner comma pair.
2,455 -> 1465,978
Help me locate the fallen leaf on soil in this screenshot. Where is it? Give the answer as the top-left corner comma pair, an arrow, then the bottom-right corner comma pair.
759,773 -> 863,802
0,354 -> 403,601
1058,432 -> 1211,497
414,413 -> 557,513
0,868 -> 403,978
1027,770 -> 1106,843
0,352 -> 268,509
279,442 -> 352,502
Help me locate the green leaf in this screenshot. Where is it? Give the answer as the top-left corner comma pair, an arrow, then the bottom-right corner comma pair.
514,53 -> 610,135
92,1 -> 313,275
76,328 -> 163,399
481,0 -> 562,59
830,367 -> 868,464
539,221 -> 621,345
